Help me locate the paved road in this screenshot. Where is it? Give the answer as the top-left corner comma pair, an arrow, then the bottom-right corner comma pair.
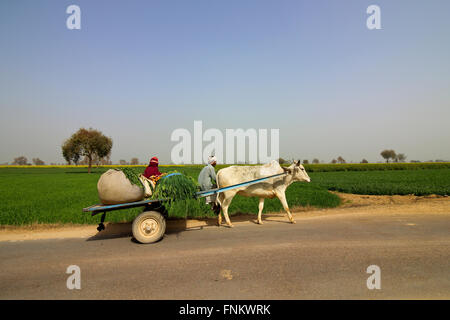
1,209 -> 449,299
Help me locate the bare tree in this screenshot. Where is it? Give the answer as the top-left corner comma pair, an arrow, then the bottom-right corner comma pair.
12,156 -> 28,165
119,160 -> 128,165
312,158 -> 319,164
78,156 -> 89,165
32,158 -> 45,165
303,159 -> 309,164
396,153 -> 406,162
337,156 -> 346,164
360,159 -> 369,163
278,157 -> 287,164
130,158 -> 139,165
331,159 -> 337,164
92,154 -> 101,167
100,155 -> 112,165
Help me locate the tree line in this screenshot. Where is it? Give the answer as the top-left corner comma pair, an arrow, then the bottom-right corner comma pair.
279,149 -> 410,164
7,156 -> 143,167
4,127 -> 447,168
9,156 -> 46,166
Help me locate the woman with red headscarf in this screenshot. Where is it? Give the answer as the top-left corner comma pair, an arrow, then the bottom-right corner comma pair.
143,157 -> 163,179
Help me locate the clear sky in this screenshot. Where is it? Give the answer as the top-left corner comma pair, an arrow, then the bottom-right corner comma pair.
1,0 -> 449,164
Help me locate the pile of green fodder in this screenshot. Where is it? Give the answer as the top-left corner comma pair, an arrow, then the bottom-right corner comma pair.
150,172 -> 212,219
119,167 -> 144,187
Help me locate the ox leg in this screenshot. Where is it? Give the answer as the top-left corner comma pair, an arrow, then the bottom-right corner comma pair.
217,210 -> 222,226
220,194 -> 235,228
217,194 -> 223,226
278,194 -> 296,224
257,198 -> 265,225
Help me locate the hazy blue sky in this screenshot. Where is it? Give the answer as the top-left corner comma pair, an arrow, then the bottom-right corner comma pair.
1,0 -> 449,164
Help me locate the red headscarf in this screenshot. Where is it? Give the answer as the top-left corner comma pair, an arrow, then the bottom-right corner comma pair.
143,157 -> 162,178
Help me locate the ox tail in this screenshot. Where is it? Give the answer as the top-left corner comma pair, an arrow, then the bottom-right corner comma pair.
215,170 -> 222,207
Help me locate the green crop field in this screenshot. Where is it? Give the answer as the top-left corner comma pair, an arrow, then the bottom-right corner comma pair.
312,169 -> 450,196
0,164 -> 448,226
302,162 -> 450,172
0,166 -> 340,226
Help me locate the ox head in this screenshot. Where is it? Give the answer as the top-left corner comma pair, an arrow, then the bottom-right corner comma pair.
282,160 -> 311,182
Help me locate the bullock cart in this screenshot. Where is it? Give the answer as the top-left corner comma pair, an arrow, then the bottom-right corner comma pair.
82,172 -> 286,244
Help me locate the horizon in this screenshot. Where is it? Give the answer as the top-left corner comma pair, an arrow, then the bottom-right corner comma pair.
3,158 -> 449,166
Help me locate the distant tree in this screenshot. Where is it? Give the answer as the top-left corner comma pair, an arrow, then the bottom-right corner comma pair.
12,156 -> 28,165
119,160 -> 128,165
100,155 -> 112,165
278,157 -> 287,164
331,159 -> 337,164
32,158 -> 45,165
78,156 -> 89,165
303,159 -> 309,164
360,159 -> 369,163
130,158 -> 139,165
312,158 -> 319,164
62,128 -> 112,173
380,149 -> 396,163
337,156 -> 346,164
396,153 -> 406,162
92,154 -> 100,167
410,160 -> 421,163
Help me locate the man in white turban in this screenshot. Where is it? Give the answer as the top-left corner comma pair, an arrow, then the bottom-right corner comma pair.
208,155 -> 217,165
198,155 -> 219,212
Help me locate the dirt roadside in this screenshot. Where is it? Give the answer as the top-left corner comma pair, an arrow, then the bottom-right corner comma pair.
0,193 -> 448,242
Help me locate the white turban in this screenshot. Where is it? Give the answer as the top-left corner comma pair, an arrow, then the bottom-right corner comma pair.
208,156 -> 217,164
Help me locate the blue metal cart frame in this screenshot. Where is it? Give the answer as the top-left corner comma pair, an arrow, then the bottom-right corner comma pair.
82,172 -> 286,243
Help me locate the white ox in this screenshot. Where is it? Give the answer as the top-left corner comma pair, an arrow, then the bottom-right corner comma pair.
216,160 -> 311,227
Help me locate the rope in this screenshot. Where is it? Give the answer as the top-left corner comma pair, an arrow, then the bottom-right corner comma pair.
161,172 -> 182,180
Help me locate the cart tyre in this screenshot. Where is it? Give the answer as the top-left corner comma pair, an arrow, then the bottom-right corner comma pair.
132,211 -> 166,244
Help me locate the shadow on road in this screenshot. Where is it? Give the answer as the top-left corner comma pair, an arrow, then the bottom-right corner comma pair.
85,213 -> 293,243
85,222 -> 132,241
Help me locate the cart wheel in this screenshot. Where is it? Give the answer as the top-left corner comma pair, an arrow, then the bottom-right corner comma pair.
132,211 -> 166,244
